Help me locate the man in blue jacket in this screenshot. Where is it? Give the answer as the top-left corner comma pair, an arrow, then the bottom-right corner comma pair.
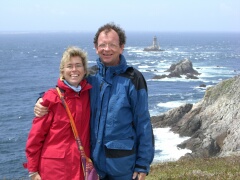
88,23 -> 154,180
34,23 -> 154,180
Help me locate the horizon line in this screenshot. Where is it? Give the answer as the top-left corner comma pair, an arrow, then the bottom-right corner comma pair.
0,30 -> 240,34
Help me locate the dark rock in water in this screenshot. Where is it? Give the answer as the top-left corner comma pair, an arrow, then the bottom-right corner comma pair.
186,73 -> 199,79
168,71 -> 182,78
152,74 -> 168,79
152,58 -> 201,79
165,58 -> 200,76
151,75 -> 240,159
199,84 -> 207,87
88,65 -> 98,75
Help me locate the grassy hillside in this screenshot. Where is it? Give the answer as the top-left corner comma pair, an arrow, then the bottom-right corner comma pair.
147,156 -> 240,180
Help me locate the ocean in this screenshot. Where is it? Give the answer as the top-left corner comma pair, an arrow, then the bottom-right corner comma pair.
0,32 -> 239,179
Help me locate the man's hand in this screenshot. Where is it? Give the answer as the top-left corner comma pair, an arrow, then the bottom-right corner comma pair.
34,98 -> 48,117
132,172 -> 146,180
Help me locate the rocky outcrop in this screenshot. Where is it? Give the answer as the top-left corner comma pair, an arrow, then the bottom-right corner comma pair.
152,58 -> 200,79
151,75 -> 240,159
88,65 -> 98,75
166,58 -> 200,76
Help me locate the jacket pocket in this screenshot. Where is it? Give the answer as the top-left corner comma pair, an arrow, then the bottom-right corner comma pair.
104,139 -> 135,158
41,148 -> 66,158
104,139 -> 136,176
40,148 -> 67,179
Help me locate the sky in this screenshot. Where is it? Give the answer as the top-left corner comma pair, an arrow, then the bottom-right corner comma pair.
0,0 -> 239,32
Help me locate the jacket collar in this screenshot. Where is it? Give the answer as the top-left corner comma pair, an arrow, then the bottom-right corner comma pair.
57,78 -> 92,93
96,54 -> 129,78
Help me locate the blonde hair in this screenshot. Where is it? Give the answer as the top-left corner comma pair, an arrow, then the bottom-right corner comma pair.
59,46 -> 88,79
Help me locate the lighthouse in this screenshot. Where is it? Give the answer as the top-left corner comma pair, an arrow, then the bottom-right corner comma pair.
152,36 -> 159,49
143,36 -> 164,51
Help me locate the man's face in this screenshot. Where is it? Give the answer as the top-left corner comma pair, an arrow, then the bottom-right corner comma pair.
95,29 -> 124,66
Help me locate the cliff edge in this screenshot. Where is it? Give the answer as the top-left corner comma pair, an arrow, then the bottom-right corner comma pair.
151,75 -> 240,159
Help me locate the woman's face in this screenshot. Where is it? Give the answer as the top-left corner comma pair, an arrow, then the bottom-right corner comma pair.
95,29 -> 124,66
62,56 -> 86,87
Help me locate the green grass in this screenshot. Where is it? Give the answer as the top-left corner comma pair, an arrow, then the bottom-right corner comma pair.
147,156 -> 240,180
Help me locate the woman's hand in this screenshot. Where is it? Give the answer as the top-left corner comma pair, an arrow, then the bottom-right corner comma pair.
30,172 -> 41,180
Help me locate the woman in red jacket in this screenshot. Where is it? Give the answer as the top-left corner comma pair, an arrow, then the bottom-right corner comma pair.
25,46 -> 92,180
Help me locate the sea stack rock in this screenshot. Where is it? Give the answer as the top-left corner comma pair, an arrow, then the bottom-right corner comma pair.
165,58 -> 200,78
152,58 -> 200,79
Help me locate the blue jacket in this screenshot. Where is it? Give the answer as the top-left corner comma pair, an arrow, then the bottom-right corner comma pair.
87,55 -> 154,178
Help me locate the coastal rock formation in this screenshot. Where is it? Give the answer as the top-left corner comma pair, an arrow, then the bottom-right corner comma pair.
152,58 -> 200,79
88,65 -> 98,75
151,75 -> 240,159
166,58 -> 200,76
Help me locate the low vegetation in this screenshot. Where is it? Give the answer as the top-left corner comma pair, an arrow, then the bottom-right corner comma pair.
147,156 -> 240,180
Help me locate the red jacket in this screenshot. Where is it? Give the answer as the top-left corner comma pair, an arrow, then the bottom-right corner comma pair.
25,79 -> 92,180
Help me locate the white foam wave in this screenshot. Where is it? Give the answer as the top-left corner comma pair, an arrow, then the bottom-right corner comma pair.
138,65 -> 150,69
153,127 -> 191,163
157,101 -> 185,108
